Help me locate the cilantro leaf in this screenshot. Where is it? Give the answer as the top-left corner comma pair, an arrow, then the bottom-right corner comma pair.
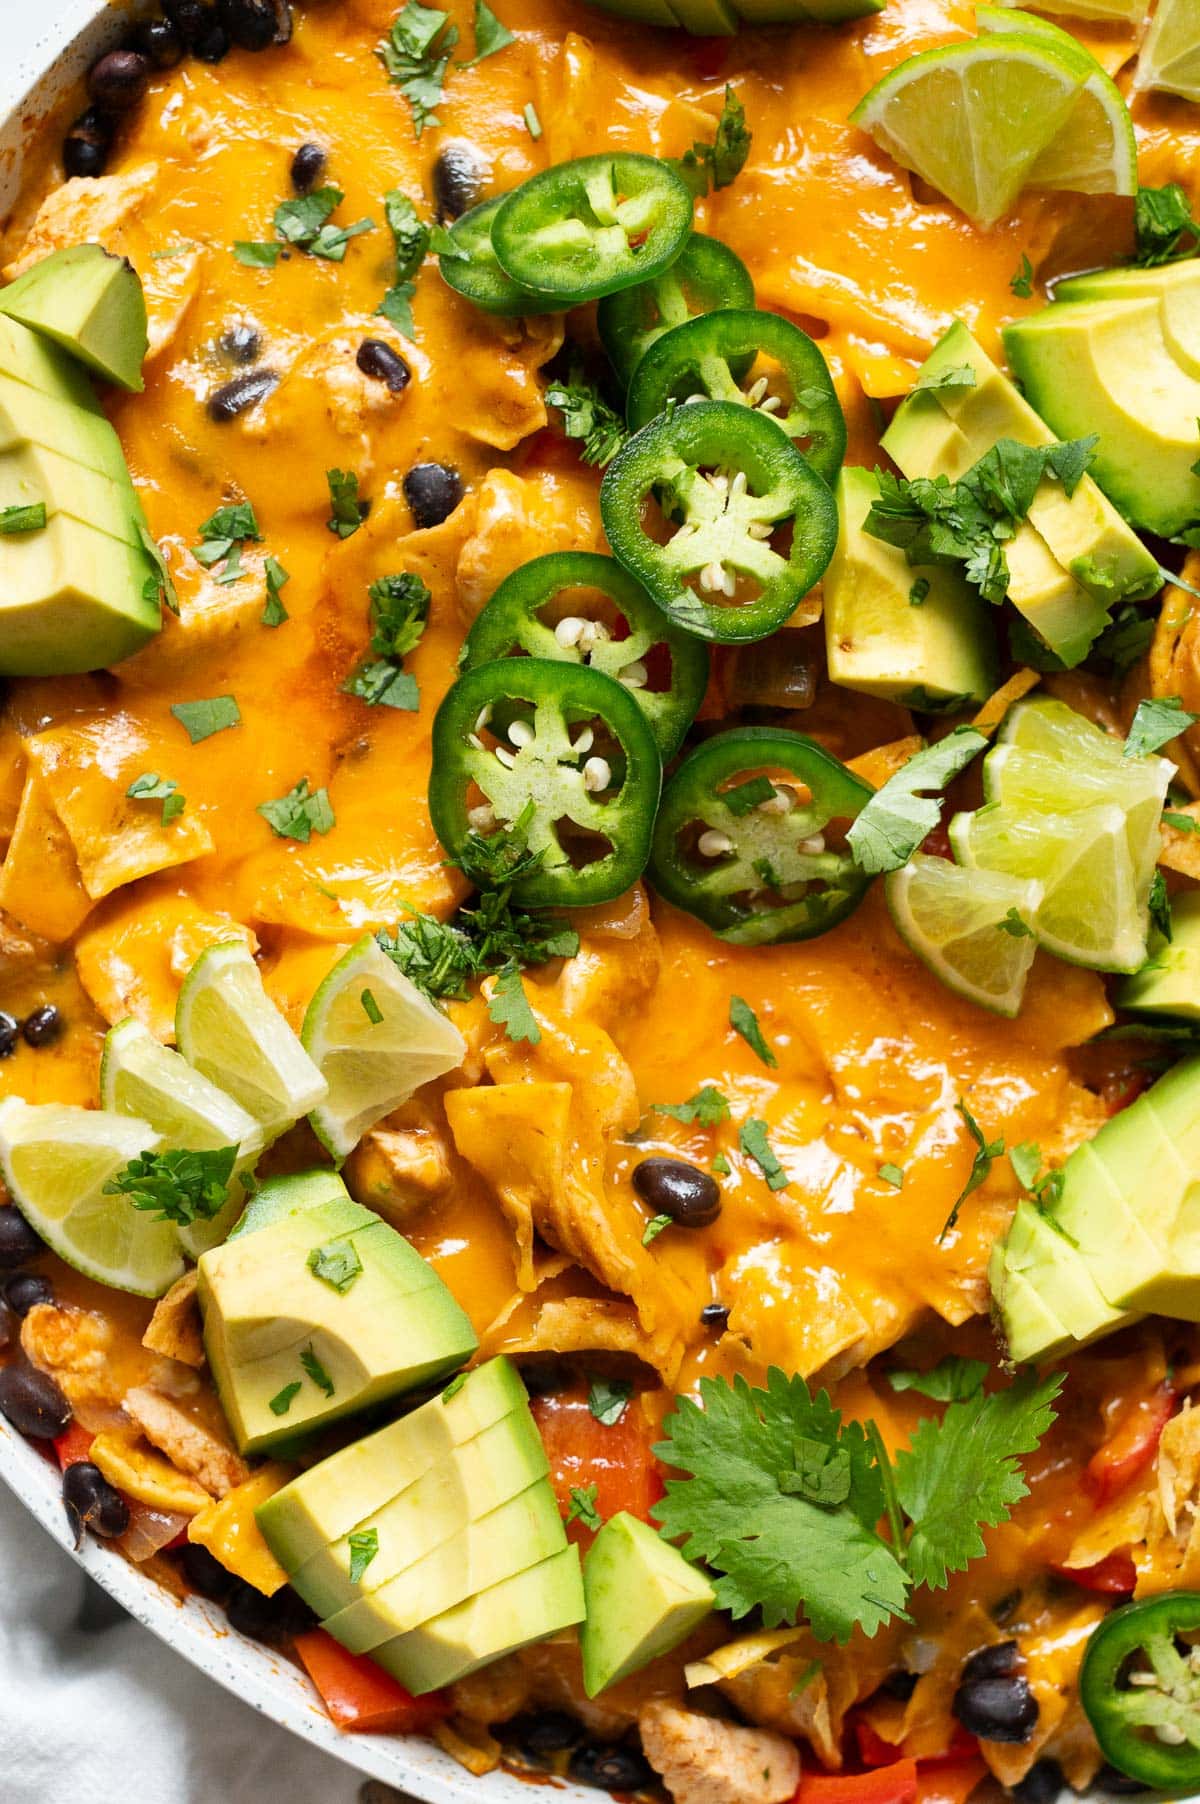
914,365 -> 976,396
379,1 -> 460,137
1134,183 -> 1200,268
1165,810 -> 1200,834
643,1213 -> 672,1245
523,101 -> 542,140
466,0 -> 515,62
674,85 -> 751,197
343,571 -> 430,709
257,778 -> 336,842
544,362 -> 627,467
998,907 -> 1034,939
739,1118 -> 788,1191
301,1344 -> 336,1397
893,1373 -> 1063,1589
567,1484 -> 602,1531
139,524 -> 179,617
348,1527 -> 379,1584
193,502 -> 261,583
307,1240 -> 363,1294
1010,254 -> 1034,298
729,995 -> 776,1066
171,696 -> 241,744
262,555 -> 290,626
1091,604 -> 1155,676
103,1145 -> 237,1226
879,1162 -> 904,1189
234,241 -> 281,268
270,1382 -> 301,1417
722,776 -> 777,817
326,469 -> 367,539
942,1098 -> 1004,1238
274,187 -> 373,262
847,729 -> 986,875
653,1370 -> 908,1643
1151,868 -> 1173,943
888,1357 -> 988,1402
378,190 -> 430,334
588,1376 -> 632,1426
488,961 -> 540,1044
0,502 -> 46,535
654,1086 -> 731,1128
1126,695 -> 1199,758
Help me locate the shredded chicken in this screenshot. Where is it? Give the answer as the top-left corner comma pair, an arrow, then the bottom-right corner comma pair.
346,1113 -> 453,1228
122,1386 -> 248,1499
639,1699 -> 800,1804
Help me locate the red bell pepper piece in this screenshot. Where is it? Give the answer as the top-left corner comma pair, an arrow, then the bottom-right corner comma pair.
854,1721 -> 977,1770
530,1386 -> 663,1544
795,1760 -> 919,1804
53,1423 -> 94,1469
1051,1549 -> 1137,1594
1085,1383 -> 1175,1506
294,1630 -> 451,1735
914,1757 -> 988,1804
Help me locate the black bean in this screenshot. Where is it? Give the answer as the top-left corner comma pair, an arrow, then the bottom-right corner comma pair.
219,0 -> 291,50
217,324 -> 261,366
180,1541 -> 238,1602
88,49 -> 150,112
0,1207 -> 44,1269
699,1301 -> 730,1331
134,20 -> 184,69
952,1676 -> 1039,1744
1092,1765 -> 1151,1796
357,339 -> 411,393
63,1461 -> 130,1546
962,1640 -> 1019,1683
1014,1759 -> 1065,1804
0,1014 -> 19,1059
433,141 -> 486,222
62,107 -> 113,180
4,1274 -> 52,1317
633,1157 -> 721,1228
225,1579 -> 315,1644
22,1005 -> 64,1049
0,1365 -> 71,1439
509,1711 -> 582,1758
290,141 -> 327,195
567,1744 -> 655,1792
0,1301 -> 16,1354
403,462 -> 463,530
193,14 -> 231,61
163,0 -> 209,44
208,368 -> 279,422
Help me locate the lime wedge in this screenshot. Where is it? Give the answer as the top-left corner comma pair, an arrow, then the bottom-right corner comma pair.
302,934 -> 467,1161
851,37 -> 1086,227
886,854 -> 1044,1016
986,0 -> 1147,17
175,941 -> 327,1140
950,800 -> 1148,972
983,743 -> 1171,884
0,1099 -> 182,1297
998,694 -> 1127,764
100,1017 -> 264,1257
1135,0 -> 1200,102
976,9 -> 1136,196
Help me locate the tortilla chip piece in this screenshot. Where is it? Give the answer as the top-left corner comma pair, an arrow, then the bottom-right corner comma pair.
0,770 -> 92,943
1139,1401 -> 1200,1594
446,1081 -> 573,1290
143,1270 -> 204,1368
75,884 -> 256,1041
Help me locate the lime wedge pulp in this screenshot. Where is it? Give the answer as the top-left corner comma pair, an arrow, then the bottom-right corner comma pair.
886,854 -> 1044,1016
1135,0 -> 1200,102
302,934 -> 467,1161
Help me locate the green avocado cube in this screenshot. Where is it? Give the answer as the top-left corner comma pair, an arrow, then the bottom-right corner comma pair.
369,1545 -> 586,1695
580,1512 -> 715,1696
0,313 -> 102,413
0,245 -> 148,393
256,1357 -> 529,1572
1120,895 -> 1200,1023
0,441 -> 147,548
228,1168 -> 353,1239
289,1405 -> 550,1619
320,1480 -> 567,1654
0,511 -> 160,676
0,372 -> 130,480
993,1199 -> 1135,1362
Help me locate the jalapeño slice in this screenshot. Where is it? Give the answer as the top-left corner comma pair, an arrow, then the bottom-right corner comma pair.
490,154 -> 694,305
626,308 -> 846,485
597,232 -> 755,390
437,196 -> 558,317
600,399 -> 838,645
460,551 -> 709,759
429,659 -> 662,910
1081,1595 -> 1200,1791
649,728 -> 873,945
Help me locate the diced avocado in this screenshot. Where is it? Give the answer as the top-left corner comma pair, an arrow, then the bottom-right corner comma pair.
1005,287 -> 1200,539
289,1408 -> 550,1620
1,441 -> 147,547
228,1168 -> 352,1239
369,1545 -> 586,1695
995,1198 -> 1136,1361
1120,893 -> 1200,1021
1053,263 -> 1200,381
989,1234 -> 1074,1365
0,512 -> 160,676
824,466 -> 995,710
583,0 -> 688,22
0,313 -> 102,413
320,1481 -> 566,1654
580,1512 -> 714,1696
666,0 -> 738,31
0,246 -> 148,393
256,1357 -> 528,1571
199,1205 -> 477,1454
0,372 -> 131,481
731,0 -> 882,17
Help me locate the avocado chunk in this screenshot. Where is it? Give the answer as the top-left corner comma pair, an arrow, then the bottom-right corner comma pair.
288,1407 -> 551,1620
1005,276 -> 1200,539
320,1480 -> 567,1653
1120,893 -> 1200,1021
883,322 -> 1161,663
2,441 -> 148,548
198,1202 -> 477,1454
666,0 -> 738,31
991,1198 -> 1136,1363
731,0 -> 882,17
580,1512 -> 715,1696
228,1167 -> 352,1239
0,246 -> 148,393
0,313 -> 102,414
369,1545 -> 586,1694
256,1357 -> 529,1572
824,466 -> 995,710
0,513 -> 160,676
0,372 -> 134,481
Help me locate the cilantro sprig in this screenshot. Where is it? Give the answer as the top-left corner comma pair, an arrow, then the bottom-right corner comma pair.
342,572 -> 430,711
654,1365 -> 1062,1645
847,729 -> 986,876
544,361 -> 628,468
104,1146 -> 238,1226
379,1 -> 459,137
1133,184 -> 1200,268
1126,695 -> 1199,759
673,85 -> 751,197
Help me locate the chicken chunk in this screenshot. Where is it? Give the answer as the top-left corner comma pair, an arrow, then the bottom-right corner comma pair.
346,1117 -> 453,1228
4,166 -> 159,280
20,1303 -> 131,1428
455,468 -> 604,621
123,1386 -> 248,1499
639,1699 -> 800,1804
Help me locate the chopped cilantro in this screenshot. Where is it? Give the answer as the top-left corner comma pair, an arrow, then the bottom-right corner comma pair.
326,468 -> 367,539
879,1162 -> 905,1189
233,241 -> 281,268
1009,253 -> 1034,298
643,1213 -> 673,1245
379,1 -> 460,137
722,775 -> 777,817
465,0 -> 515,62
262,556 -> 290,626
140,524 -> 180,616
544,361 -> 627,467
1165,810 -> 1200,834
1133,183 -> 1200,268
653,1086 -> 731,1128
258,778 -> 335,843
1091,604 -> 1155,676
270,1382 -> 301,1417
348,1527 -> 379,1584
307,1239 -> 363,1293
193,502 -> 261,583
171,695 -> 241,744
523,101 -> 542,140
0,502 -> 46,535
1010,1140 -> 1064,1211
729,996 -> 776,1067
847,729 -> 986,876
674,84 -> 751,197
942,1098 -> 1004,1238
342,571 -> 430,710
442,1372 -> 467,1401
103,1145 -> 237,1226
567,1484 -> 602,1531
913,364 -> 976,396
360,987 -> 384,1025
488,960 -> 541,1044
712,1152 -> 731,1177
998,908 -> 1034,939
739,1118 -> 788,1191
888,1357 -> 987,1402
274,187 -> 373,262
909,578 -> 930,608
588,1376 -> 632,1426
301,1344 -> 336,1397
1126,695 -> 1199,758
377,189 -> 430,335
126,772 -> 185,826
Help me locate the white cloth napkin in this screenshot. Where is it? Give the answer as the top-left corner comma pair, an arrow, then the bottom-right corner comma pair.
0,1483 -> 362,1804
